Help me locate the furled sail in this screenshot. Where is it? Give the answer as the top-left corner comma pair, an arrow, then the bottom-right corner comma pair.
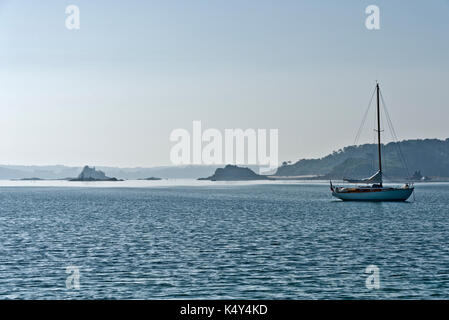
343,170 -> 382,184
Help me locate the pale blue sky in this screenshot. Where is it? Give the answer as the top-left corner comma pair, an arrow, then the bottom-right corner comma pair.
0,0 -> 448,166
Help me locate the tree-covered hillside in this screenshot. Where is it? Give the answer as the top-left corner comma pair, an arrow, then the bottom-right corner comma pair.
276,139 -> 449,179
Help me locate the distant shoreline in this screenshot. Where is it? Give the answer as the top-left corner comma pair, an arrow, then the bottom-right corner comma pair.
6,178 -> 449,183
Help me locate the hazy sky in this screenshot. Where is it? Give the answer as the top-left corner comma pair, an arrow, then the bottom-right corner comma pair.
0,0 -> 448,167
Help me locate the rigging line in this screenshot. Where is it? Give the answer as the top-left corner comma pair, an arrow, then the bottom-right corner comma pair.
354,86 -> 376,146
379,90 -> 411,179
380,94 -> 402,154
380,91 -> 399,141
380,109 -> 387,173
380,93 -> 403,168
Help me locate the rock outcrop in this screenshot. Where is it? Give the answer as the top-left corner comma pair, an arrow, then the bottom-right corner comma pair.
198,165 -> 271,181
70,166 -> 120,181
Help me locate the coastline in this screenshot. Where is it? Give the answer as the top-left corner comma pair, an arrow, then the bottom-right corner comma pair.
1,179 -> 448,188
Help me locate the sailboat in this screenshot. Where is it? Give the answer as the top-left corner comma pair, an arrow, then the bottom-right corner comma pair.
330,82 -> 414,201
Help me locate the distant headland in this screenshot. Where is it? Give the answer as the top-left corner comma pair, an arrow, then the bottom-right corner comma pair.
275,138 -> 449,181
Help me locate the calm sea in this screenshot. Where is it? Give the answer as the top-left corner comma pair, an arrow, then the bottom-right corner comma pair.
0,181 -> 448,299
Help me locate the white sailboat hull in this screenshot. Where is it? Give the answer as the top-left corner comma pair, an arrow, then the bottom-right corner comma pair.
332,187 -> 414,201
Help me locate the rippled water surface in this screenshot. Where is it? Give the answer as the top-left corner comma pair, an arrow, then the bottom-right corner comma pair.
0,182 -> 448,299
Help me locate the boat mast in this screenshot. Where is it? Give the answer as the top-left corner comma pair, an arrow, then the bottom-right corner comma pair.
376,82 -> 382,186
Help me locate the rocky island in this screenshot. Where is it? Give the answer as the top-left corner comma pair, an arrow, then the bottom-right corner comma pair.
70,166 -> 121,181
198,165 -> 272,181
138,177 -> 162,181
